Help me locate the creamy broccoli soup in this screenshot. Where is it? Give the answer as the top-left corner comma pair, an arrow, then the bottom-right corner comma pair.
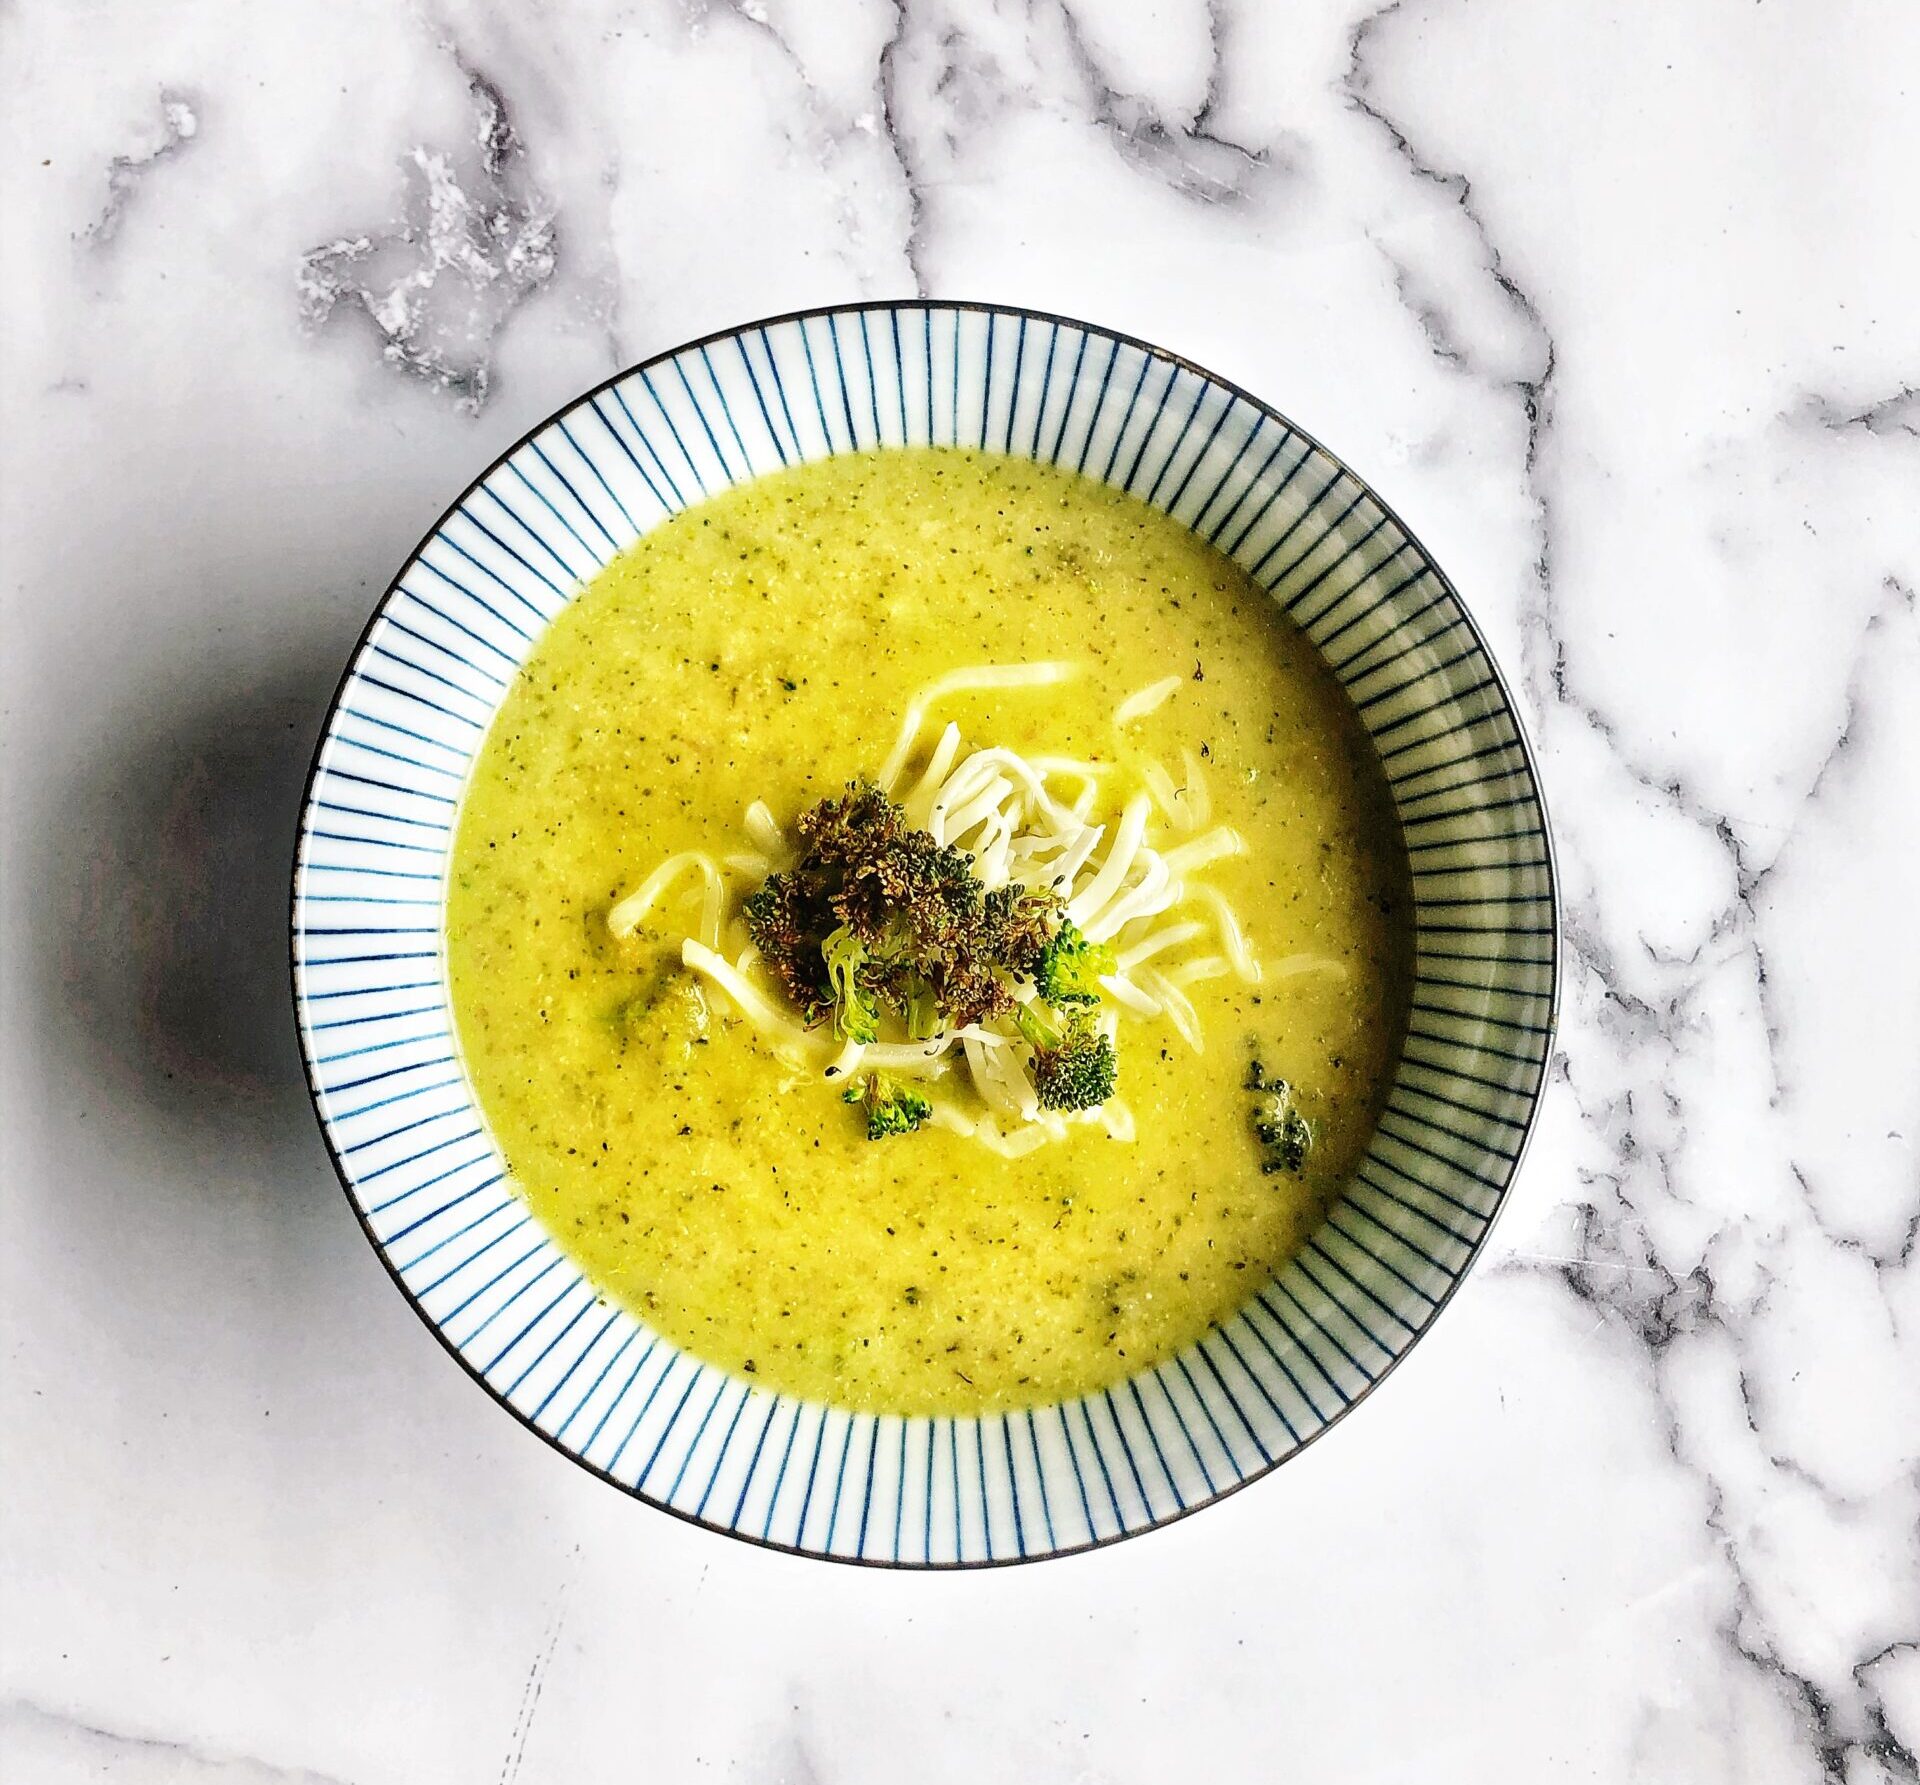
446,447 -> 1411,1416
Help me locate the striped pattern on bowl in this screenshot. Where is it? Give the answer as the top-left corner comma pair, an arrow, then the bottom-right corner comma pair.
292,302 -> 1558,1565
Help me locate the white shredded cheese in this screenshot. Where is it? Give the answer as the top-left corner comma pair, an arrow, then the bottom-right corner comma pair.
1113,674 -> 1184,726
878,662 -> 1080,791
618,667 -> 1260,1156
609,852 -> 725,948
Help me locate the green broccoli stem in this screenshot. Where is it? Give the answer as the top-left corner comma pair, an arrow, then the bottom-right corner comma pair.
821,923 -> 879,1044
1013,1000 -> 1060,1050
901,972 -> 941,1041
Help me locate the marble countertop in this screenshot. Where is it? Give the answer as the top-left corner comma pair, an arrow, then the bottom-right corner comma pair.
5,1 -> 1917,1779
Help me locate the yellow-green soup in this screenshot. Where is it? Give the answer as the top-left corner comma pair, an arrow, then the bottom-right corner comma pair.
447,448 -> 1411,1415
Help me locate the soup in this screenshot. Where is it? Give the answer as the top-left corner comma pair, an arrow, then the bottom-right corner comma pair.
446,447 -> 1411,1416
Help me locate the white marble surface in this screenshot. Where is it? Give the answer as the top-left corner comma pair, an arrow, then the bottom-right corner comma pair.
4,1 -> 1918,1778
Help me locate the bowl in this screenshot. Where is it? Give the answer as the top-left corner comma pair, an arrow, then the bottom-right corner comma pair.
291,302 -> 1558,1565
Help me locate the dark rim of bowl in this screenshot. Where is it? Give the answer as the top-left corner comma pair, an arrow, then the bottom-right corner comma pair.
289,298 -> 1563,1569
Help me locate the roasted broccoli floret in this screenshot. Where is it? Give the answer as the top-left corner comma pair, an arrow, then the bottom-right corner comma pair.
821,924 -> 879,1044
980,883 -> 1061,979
1015,1002 -> 1118,1111
742,874 -> 826,1015
1250,1072 -> 1314,1175
743,781 -> 1060,1034
841,1071 -> 933,1140
1032,916 -> 1116,1007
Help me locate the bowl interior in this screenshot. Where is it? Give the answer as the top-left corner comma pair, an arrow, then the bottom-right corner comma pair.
292,303 -> 1557,1565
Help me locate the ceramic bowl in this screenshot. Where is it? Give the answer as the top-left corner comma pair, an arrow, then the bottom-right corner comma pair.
292,302 -> 1559,1565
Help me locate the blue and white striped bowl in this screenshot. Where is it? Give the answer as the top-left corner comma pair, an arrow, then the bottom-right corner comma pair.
292,303 -> 1558,1565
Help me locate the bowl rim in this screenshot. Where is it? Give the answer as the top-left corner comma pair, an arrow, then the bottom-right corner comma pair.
289,297 -> 1562,1566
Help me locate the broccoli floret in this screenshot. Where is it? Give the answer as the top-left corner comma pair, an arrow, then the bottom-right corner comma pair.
743,782 -> 1048,1033
981,884 -> 1061,980
613,965 -> 710,1067
1015,1002 -> 1118,1111
1032,916 -> 1116,1007
821,924 -> 879,1044
841,1072 -> 933,1140
1250,1073 -> 1314,1175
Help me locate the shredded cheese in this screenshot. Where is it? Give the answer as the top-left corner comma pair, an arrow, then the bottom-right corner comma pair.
878,662 -> 1080,791
1113,674 -> 1184,726
610,852 -> 726,948
615,665 -> 1274,1154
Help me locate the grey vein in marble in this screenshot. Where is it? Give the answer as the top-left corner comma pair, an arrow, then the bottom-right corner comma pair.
878,0 -> 931,295
0,1699 -> 353,1785
690,0 -> 921,298
86,91 -> 200,246
876,0 -> 1296,279
494,1548 -> 577,1785
297,54 -> 556,412
1346,1 -> 1557,668
1795,382 -> 1920,442
1053,0 -> 1270,205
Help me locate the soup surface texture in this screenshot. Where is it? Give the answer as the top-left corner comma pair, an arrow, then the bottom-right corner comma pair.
447,448 -> 1411,1416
